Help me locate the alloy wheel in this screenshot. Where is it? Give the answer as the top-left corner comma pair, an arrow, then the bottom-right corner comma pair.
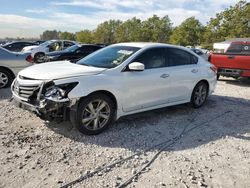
194,84 -> 207,106
36,54 -> 45,63
82,99 -> 111,131
0,72 -> 8,88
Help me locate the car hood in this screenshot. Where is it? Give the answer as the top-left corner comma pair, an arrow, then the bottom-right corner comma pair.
22,45 -> 39,51
19,61 -> 107,80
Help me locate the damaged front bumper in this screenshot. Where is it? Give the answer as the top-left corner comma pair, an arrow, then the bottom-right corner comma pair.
12,92 -> 70,120
11,79 -> 78,121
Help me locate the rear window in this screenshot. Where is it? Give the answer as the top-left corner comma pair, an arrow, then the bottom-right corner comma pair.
226,43 -> 250,55
167,48 -> 198,67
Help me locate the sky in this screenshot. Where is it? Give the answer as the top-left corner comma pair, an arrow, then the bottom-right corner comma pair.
0,0 -> 241,38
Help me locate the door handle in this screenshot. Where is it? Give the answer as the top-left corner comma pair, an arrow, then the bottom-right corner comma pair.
228,55 -> 235,59
191,69 -> 198,73
160,73 -> 169,78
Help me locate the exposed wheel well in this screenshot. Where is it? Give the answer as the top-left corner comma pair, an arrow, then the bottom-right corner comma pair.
196,80 -> 209,92
80,90 -> 118,110
0,66 -> 15,79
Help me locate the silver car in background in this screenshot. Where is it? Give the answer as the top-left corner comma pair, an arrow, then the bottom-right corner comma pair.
0,47 -> 33,88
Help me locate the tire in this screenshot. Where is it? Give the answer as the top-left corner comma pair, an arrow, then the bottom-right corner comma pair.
75,93 -> 115,135
0,68 -> 13,89
191,81 -> 208,108
217,74 -> 220,80
34,53 -> 45,63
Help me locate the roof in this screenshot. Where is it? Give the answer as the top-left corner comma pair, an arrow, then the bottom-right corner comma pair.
112,42 -> 179,49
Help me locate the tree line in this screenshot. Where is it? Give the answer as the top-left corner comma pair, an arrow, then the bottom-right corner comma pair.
40,1 -> 249,49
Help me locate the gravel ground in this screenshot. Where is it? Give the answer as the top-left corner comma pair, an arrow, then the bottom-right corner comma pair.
0,77 -> 250,188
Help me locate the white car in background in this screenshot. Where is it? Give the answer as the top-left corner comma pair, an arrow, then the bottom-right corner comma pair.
12,43 -> 217,135
22,40 -> 78,63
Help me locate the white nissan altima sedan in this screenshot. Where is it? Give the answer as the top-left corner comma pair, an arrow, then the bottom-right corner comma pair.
11,43 -> 217,135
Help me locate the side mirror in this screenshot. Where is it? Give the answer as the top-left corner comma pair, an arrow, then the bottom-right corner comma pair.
128,62 -> 145,71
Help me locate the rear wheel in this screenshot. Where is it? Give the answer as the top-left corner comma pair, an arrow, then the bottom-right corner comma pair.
0,69 -> 13,88
191,82 -> 208,108
34,53 -> 45,63
75,94 -> 115,135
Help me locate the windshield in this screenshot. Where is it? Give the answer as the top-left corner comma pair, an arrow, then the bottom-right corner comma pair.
64,44 -> 80,52
77,46 -> 140,68
40,41 -> 54,47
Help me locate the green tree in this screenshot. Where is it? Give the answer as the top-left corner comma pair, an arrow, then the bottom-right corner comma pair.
59,31 -> 76,40
116,17 -> 142,42
202,1 -> 250,49
75,30 -> 94,43
170,17 -> 204,46
93,20 -> 122,44
141,15 -> 173,42
40,30 -> 59,40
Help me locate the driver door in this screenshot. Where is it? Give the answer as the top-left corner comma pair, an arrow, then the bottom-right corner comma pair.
121,47 -> 171,112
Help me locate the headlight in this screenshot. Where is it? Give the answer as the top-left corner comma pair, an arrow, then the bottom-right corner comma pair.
44,82 -> 78,101
45,87 -> 66,99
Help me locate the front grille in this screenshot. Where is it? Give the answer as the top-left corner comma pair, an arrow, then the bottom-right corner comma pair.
13,81 -> 40,100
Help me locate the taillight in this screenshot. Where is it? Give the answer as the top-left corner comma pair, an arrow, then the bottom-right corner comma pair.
26,55 -> 33,63
210,65 -> 217,73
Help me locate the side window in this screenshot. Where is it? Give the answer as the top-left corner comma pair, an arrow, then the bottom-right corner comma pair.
133,48 -> 166,69
92,46 -> 102,51
227,43 -> 242,54
25,43 -> 33,47
64,41 -> 74,48
49,42 -> 62,51
167,48 -> 197,67
84,46 -> 94,53
76,46 -> 91,53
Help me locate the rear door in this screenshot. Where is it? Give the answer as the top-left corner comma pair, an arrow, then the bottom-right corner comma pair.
165,47 -> 201,102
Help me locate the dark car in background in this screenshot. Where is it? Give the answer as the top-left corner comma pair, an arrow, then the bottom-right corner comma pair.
2,41 -> 36,52
45,44 -> 103,62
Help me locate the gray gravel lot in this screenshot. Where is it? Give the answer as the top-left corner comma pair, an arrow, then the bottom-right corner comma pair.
0,77 -> 250,188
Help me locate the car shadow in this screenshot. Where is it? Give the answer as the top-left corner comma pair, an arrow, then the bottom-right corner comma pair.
45,94 -> 250,153
219,77 -> 250,87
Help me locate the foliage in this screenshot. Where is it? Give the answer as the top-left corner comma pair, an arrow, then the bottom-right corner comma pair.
93,20 -> 122,44
76,30 -> 93,43
170,17 -> 204,46
59,31 -> 75,40
116,17 -> 142,42
141,15 -> 173,43
40,30 -> 59,40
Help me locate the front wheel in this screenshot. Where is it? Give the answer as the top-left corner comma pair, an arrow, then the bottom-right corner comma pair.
0,69 -> 13,88
75,94 -> 115,135
191,82 -> 208,108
